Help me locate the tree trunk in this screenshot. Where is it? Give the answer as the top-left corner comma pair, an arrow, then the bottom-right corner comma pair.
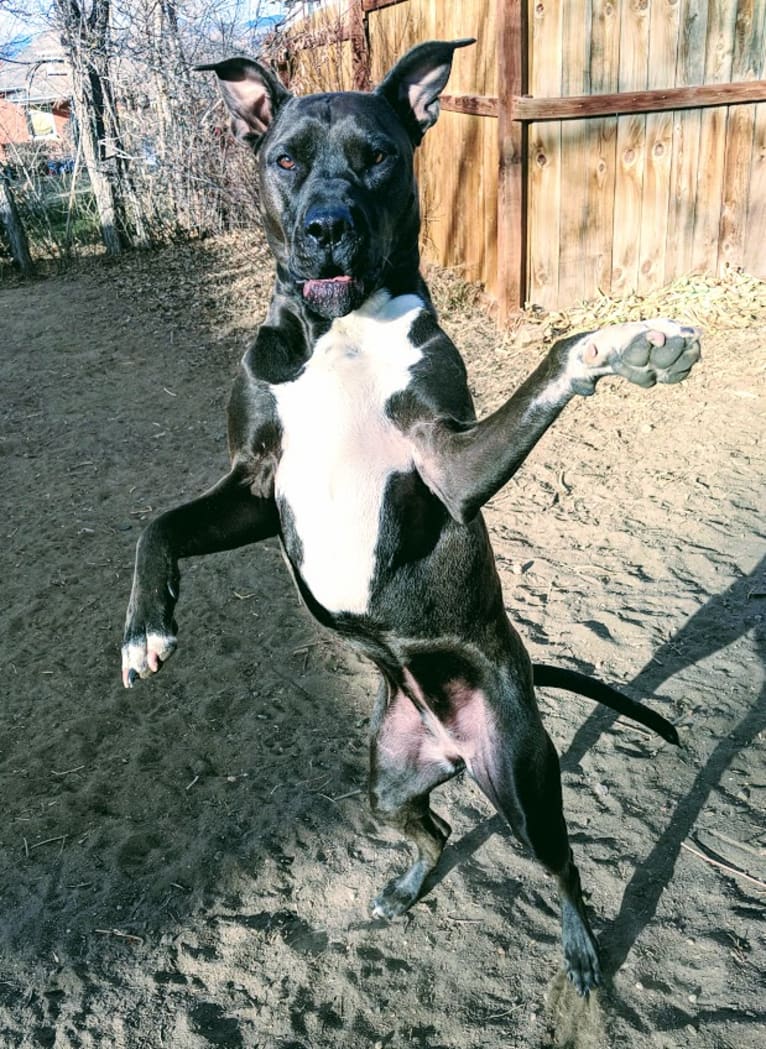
147,0 -> 193,232
0,176 -> 35,275
53,0 -> 147,253
70,75 -> 124,255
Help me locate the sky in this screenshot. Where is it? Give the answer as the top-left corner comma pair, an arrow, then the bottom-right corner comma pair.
0,1 -> 288,50
0,2 -> 47,45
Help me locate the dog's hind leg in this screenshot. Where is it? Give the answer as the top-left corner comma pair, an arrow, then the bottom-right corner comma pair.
468,699 -> 601,996
368,680 -> 462,918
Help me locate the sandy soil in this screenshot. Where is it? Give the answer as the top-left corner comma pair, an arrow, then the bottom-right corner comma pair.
1,234 -> 764,1049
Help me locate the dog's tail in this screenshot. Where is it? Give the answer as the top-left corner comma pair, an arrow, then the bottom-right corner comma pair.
532,664 -> 679,745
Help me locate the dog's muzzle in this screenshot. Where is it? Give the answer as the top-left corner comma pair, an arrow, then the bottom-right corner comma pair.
294,203 -> 369,318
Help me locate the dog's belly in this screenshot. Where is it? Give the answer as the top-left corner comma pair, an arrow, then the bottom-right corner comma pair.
273,292 -> 426,615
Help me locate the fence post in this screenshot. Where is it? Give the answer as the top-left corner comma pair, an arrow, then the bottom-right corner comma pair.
0,174 -> 35,276
350,0 -> 371,91
497,0 -> 527,320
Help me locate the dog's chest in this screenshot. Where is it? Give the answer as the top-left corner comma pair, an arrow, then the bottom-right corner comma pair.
273,293 -> 425,615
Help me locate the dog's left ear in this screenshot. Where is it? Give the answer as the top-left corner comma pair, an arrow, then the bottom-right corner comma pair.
375,39 -> 475,145
195,57 -> 291,150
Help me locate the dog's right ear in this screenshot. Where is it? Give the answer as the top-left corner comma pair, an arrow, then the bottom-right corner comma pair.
195,57 -> 291,150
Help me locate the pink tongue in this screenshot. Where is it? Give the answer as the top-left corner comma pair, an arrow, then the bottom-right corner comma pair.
302,276 -> 352,296
301,275 -> 360,320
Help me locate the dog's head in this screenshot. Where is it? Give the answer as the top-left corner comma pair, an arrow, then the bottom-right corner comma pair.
198,40 -> 473,319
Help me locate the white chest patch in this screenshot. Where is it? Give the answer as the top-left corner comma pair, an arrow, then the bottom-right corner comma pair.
273,291 -> 426,615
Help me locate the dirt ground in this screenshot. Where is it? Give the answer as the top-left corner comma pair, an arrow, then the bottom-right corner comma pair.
1,234 -> 764,1049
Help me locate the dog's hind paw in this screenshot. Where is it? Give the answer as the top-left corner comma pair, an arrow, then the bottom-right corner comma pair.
562,902 -> 601,997
565,946 -> 601,998
568,319 -> 701,396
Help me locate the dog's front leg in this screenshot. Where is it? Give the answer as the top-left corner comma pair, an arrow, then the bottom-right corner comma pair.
415,319 -> 701,522
121,465 -> 278,687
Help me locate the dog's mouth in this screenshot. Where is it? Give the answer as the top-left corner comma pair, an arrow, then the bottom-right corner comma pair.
300,275 -> 366,319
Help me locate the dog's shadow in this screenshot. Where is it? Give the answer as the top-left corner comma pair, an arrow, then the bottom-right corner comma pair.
424,555 -> 766,980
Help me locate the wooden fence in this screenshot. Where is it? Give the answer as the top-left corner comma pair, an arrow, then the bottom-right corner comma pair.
271,1 -> 766,318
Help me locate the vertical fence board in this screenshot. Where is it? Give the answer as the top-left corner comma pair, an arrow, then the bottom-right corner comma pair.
732,0 -> 766,79
692,0 -> 739,274
555,0 -> 592,304
586,117 -> 618,296
367,0 -> 421,82
527,0 -> 563,305
666,111 -> 702,277
497,0 -> 526,317
611,0 -> 650,298
612,114 -> 647,297
692,106 -> 729,272
349,0 -> 371,90
719,103 -> 756,272
638,0 -> 680,292
556,121 -> 591,304
717,1 -> 762,275
744,102 -> 766,275
735,0 -> 766,277
586,0 -> 621,297
666,0 -> 709,279
640,113 -> 673,290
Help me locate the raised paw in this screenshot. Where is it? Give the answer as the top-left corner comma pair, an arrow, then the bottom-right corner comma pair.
121,627 -> 177,688
570,319 -> 701,395
121,526 -> 180,688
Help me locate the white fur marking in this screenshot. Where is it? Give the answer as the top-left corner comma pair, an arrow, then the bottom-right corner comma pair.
121,630 -> 176,685
274,292 -> 426,614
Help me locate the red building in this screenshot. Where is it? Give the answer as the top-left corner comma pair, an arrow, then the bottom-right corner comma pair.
0,31 -> 72,166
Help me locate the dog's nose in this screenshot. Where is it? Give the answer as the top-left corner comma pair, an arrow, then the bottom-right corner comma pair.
304,205 -> 354,249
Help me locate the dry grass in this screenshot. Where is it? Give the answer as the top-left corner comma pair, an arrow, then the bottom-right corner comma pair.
537,268 -> 766,339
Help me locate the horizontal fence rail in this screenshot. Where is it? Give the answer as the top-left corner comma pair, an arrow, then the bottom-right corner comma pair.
512,80 -> 766,121
442,81 -> 766,122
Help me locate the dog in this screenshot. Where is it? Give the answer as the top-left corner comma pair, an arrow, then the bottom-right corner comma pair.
121,40 -> 700,995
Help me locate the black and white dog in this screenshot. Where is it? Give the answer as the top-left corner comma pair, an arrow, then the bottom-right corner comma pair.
122,40 -> 700,995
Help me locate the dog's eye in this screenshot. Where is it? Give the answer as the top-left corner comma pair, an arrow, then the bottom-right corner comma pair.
276,154 -> 296,170
372,150 -> 386,166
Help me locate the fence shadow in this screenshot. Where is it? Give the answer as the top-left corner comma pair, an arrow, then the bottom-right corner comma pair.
427,555 -> 765,981
562,553 -> 766,772
571,554 -> 766,977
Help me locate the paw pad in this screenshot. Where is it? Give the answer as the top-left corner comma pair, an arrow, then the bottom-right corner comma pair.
572,318 -> 701,392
